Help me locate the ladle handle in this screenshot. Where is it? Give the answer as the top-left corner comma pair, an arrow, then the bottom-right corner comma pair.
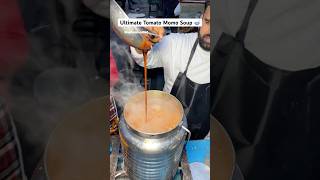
182,125 -> 191,143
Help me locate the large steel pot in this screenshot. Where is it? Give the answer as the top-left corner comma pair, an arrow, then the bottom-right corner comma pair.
119,90 -> 190,180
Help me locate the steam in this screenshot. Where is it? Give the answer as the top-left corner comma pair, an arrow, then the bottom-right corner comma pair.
110,40 -> 143,109
6,1 -> 107,175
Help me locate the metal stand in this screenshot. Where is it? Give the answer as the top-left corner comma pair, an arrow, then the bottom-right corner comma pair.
110,135 -> 121,179
110,135 -> 192,180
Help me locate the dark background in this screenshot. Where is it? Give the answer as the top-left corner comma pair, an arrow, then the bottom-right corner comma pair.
3,0 -> 108,177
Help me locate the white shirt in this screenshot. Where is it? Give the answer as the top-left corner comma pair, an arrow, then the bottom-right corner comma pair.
131,33 -> 210,92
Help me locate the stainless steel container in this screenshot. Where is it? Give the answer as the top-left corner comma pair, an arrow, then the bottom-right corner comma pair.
119,90 -> 190,180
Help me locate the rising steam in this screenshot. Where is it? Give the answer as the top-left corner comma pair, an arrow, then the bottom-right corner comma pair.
110,40 -> 143,109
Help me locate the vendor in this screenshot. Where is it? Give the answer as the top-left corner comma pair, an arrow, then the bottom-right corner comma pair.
131,1 -> 210,140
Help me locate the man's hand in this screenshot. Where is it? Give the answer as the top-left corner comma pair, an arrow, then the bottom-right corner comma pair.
137,26 -> 165,51
143,26 -> 165,43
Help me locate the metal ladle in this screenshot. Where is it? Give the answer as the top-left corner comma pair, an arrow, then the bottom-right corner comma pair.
110,0 -> 158,50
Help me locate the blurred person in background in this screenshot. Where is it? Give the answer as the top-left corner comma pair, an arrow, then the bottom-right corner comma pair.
128,0 -> 141,12
0,0 -> 28,179
0,0 -> 28,102
163,0 -> 179,33
163,0 -> 179,19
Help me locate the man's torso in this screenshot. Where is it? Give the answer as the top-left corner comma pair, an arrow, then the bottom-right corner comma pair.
161,33 -> 210,92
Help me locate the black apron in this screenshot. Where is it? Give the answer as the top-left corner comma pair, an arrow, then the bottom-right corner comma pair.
212,0 -> 320,179
171,39 -> 210,140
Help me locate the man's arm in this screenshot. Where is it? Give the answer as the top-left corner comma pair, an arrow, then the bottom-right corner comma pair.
130,35 -> 171,68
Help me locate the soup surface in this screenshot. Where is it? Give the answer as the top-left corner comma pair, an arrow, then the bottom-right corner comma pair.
124,91 -> 183,134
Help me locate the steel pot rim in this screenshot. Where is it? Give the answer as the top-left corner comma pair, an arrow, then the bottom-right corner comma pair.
121,115 -> 186,138
123,90 -> 185,136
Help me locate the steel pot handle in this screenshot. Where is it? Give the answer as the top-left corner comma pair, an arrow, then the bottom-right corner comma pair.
181,125 -> 191,143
